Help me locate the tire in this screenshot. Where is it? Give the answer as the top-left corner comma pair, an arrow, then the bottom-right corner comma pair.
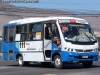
18,56 -> 29,66
82,61 -> 93,68
41,62 -> 51,67
54,55 -> 64,69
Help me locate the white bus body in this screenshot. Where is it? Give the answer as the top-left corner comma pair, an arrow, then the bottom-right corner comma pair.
2,17 -> 99,69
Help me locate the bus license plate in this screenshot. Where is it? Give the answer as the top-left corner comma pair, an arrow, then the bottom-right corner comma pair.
82,56 -> 88,58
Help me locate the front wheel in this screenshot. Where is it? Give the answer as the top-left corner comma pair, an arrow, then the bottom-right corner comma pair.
54,55 -> 64,69
18,56 -> 29,66
82,61 -> 93,68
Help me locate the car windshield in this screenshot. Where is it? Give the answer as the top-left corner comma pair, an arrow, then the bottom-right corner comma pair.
59,23 -> 97,42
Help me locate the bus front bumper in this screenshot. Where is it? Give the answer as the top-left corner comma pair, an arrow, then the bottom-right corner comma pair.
61,51 -> 99,62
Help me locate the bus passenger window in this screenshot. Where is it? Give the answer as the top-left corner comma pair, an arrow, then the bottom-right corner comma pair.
33,23 -> 42,32
16,26 -> 21,33
33,32 -> 41,40
27,33 -> 33,40
45,23 -> 52,40
4,27 -> 8,41
9,30 -> 14,41
29,24 -> 33,32
21,33 -> 27,41
21,25 -> 27,33
28,23 -> 42,40
52,24 -> 60,38
45,26 -> 49,39
52,23 -> 61,46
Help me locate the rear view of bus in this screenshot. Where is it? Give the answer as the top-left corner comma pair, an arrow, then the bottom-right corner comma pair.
52,18 -> 99,69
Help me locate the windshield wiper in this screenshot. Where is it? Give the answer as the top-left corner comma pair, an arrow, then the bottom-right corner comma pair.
79,28 -> 92,42
89,36 -> 96,41
74,27 -> 79,42
75,27 -> 92,42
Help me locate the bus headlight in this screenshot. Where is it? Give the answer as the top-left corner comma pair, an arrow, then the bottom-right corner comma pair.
68,48 -> 70,51
67,48 -> 75,52
93,48 -> 98,52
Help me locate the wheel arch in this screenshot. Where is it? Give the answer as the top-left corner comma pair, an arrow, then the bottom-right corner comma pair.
16,53 -> 22,61
52,52 -> 61,61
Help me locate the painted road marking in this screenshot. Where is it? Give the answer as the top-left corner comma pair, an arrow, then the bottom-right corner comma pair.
44,74 -> 58,75
0,67 -> 12,69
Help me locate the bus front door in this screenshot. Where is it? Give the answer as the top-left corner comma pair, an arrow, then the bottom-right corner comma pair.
44,23 -> 52,61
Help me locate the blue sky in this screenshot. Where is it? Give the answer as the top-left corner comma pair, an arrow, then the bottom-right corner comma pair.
8,0 -> 100,14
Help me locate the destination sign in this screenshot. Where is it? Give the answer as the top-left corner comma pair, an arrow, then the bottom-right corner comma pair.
59,19 -> 87,24
70,24 -> 84,27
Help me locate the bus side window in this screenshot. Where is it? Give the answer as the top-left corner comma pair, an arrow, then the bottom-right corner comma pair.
21,25 -> 27,33
9,30 -> 13,41
28,23 -> 42,40
45,23 -> 52,40
17,24 -> 27,41
45,26 -> 49,39
4,27 -> 8,41
9,27 -> 15,42
52,23 -> 61,46
52,24 -> 60,38
16,26 -> 21,33
21,33 -> 27,41
27,33 -> 33,40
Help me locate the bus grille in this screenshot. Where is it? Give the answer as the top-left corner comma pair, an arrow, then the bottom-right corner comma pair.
75,49 -> 83,52
84,50 -> 93,52
75,49 -> 93,52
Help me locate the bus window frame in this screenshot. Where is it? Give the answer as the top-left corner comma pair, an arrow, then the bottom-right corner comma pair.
43,20 -> 56,40
15,22 -> 43,42
51,22 -> 61,46
3,26 -> 8,42
8,26 -> 16,42
3,26 -> 16,42
3,20 -> 55,42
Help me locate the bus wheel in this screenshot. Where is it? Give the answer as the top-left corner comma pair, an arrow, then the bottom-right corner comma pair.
41,62 -> 51,67
54,55 -> 64,69
82,61 -> 93,68
18,56 -> 29,66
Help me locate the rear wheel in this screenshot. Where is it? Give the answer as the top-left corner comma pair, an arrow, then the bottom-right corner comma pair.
18,56 -> 29,66
54,55 -> 64,69
82,61 -> 93,68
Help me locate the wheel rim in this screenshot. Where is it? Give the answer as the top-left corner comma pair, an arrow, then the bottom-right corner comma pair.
55,58 -> 61,67
18,57 -> 23,65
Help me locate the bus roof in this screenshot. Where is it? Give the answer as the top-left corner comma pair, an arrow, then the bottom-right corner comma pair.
4,16 -> 88,26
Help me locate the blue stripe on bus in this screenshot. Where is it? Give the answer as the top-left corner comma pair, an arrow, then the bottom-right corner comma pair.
51,44 -> 98,62
61,51 -> 98,62
2,42 -> 20,60
3,22 -> 20,26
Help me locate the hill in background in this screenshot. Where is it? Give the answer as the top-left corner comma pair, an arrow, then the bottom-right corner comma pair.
0,3 -> 100,36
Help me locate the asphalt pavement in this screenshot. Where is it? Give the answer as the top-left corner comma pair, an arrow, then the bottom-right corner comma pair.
0,58 -> 100,75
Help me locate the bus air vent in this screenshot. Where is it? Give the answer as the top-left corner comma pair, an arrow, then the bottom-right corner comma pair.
84,50 -> 93,52
75,49 -> 83,52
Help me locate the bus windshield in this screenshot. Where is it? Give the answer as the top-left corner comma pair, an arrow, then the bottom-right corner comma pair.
59,23 -> 97,43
